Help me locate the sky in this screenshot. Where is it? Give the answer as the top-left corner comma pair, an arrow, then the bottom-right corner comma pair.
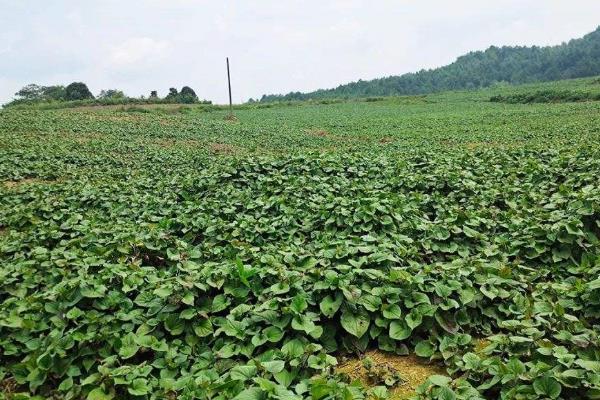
1,1 -> 599,104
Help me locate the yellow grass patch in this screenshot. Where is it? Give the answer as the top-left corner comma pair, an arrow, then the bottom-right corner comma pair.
337,351 -> 446,399
209,142 -> 239,155
307,129 -> 331,137
2,178 -> 54,189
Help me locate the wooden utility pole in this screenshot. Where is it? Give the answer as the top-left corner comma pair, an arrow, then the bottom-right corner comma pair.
226,57 -> 233,118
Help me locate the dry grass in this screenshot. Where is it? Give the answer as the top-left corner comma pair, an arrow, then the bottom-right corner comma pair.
209,142 -> 238,155
337,351 -> 446,399
146,138 -> 240,155
462,141 -> 524,150
152,138 -> 201,149
308,129 -> 331,137
473,338 -> 492,354
0,377 -> 19,396
65,132 -> 104,145
2,178 -> 52,189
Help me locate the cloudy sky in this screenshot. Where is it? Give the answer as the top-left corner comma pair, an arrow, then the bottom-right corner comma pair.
1,1 -> 599,104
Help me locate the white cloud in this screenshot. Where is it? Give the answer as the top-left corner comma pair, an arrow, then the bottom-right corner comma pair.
108,37 -> 170,67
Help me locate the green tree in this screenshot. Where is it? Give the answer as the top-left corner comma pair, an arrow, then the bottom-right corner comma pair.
165,88 -> 179,102
15,84 -> 44,100
41,85 -> 66,100
98,89 -> 125,99
179,86 -> 198,103
65,82 -> 94,101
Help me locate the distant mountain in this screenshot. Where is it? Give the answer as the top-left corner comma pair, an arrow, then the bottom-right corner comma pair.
258,26 -> 600,102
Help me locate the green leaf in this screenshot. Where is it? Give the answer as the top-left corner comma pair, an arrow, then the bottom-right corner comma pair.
382,304 -> 402,320
164,314 -> 185,335
435,311 -> 458,334
290,295 -> 308,314
575,359 -> 600,373
233,387 -> 263,400
291,315 -> 316,334
427,375 -> 451,386
118,333 -> 139,359
153,285 -> 172,298
230,365 -> 258,381
319,294 -> 343,318
437,386 -> 456,400
389,320 -> 411,341
533,376 -> 561,399
274,369 -> 296,388
462,352 -> 480,370
264,326 -> 284,342
181,291 -> 195,305
406,309 -> 422,330
128,378 -> 150,396
415,341 -> 434,358
506,358 -> 526,376
58,377 -> 74,391
261,360 -> 285,374
193,319 -> 213,337
87,388 -> 113,400
282,339 -> 305,359
341,310 -> 370,338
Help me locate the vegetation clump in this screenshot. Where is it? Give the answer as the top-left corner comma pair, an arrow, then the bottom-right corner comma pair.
4,83 -> 210,109
490,89 -> 600,103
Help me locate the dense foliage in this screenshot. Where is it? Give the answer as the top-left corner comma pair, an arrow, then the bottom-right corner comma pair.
1,78 -> 600,400
13,85 -> 67,102
165,87 -> 200,104
260,26 -> 600,102
490,89 -> 600,104
4,84 -> 206,109
65,83 -> 95,101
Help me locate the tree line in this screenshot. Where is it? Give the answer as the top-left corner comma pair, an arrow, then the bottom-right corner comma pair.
4,82 -> 211,107
259,26 -> 600,102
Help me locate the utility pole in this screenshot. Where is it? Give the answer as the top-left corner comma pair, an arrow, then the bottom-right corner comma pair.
226,57 -> 233,118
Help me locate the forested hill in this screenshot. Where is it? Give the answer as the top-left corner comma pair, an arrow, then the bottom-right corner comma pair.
258,26 -> 600,102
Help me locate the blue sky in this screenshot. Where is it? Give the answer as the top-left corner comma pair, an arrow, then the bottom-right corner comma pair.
1,0 -> 599,104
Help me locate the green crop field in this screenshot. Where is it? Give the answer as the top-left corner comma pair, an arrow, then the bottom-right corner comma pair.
1,77 -> 600,400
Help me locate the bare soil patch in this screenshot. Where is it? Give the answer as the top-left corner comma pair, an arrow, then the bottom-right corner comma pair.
337,351 -> 445,399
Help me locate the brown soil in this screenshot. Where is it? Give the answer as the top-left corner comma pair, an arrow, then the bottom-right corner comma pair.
337,351 -> 446,399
